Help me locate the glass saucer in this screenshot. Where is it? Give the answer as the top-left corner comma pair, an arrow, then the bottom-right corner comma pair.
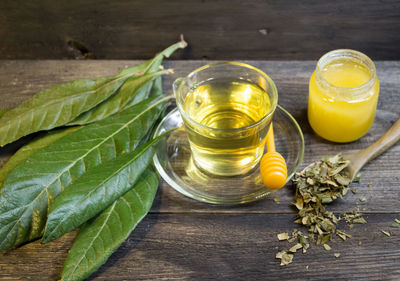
153,106 -> 304,205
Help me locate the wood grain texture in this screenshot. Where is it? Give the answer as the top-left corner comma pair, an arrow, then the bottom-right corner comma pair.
0,214 -> 399,281
0,60 -> 399,280
0,0 -> 400,60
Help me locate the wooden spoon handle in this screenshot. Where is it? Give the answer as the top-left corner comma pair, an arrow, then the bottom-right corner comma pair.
352,118 -> 400,171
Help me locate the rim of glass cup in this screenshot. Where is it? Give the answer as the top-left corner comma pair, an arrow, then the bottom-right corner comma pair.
175,61 -> 278,132
315,49 -> 377,96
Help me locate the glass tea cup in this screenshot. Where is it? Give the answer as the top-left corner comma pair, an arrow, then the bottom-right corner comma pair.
173,62 -> 278,176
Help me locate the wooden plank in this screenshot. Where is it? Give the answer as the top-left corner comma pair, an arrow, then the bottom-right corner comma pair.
0,60 -> 399,281
1,1 -> 400,60
0,213 -> 399,280
0,60 -> 398,214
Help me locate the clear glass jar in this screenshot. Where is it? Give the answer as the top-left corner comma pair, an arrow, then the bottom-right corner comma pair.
308,49 -> 379,143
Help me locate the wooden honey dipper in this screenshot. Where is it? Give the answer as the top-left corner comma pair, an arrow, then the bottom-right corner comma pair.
260,123 -> 288,189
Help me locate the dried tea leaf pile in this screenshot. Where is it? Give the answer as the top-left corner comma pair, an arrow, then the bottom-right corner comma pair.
293,154 -> 356,244
276,154 -> 367,265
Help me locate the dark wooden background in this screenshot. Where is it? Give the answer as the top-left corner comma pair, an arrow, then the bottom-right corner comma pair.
0,60 -> 399,281
1,0 -> 400,60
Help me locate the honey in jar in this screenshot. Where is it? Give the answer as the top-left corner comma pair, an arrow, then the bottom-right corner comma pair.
308,49 -> 379,143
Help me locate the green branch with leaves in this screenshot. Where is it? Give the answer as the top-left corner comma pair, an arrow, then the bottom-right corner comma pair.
0,37 -> 187,281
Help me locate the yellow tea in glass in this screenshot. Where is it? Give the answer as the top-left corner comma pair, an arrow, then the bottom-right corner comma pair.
173,62 -> 278,176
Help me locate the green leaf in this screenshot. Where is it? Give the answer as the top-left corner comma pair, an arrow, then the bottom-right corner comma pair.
68,69 -> 172,126
118,37 -> 187,77
0,109 -> 10,119
0,37 -> 186,148
0,97 -> 168,252
43,132 -> 167,243
0,72 -> 139,147
148,76 -> 163,98
0,127 -> 81,189
111,39 -> 187,110
61,166 -> 159,281
120,37 -> 186,107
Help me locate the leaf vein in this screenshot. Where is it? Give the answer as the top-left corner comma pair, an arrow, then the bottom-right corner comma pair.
66,201 -> 117,279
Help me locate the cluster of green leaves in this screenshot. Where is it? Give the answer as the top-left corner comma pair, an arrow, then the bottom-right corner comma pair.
0,38 -> 186,281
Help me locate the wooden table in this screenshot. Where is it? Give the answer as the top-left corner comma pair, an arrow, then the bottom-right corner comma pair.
0,60 -> 399,280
